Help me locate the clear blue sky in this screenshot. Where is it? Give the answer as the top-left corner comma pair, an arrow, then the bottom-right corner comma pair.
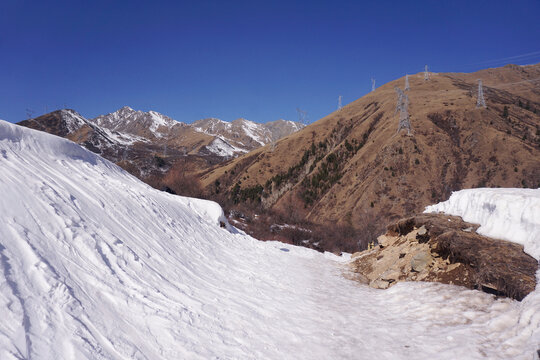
1,0 -> 539,124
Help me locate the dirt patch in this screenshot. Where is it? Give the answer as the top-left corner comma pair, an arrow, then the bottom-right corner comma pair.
350,213 -> 538,301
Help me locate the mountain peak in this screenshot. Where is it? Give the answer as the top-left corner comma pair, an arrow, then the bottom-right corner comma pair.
119,106 -> 135,112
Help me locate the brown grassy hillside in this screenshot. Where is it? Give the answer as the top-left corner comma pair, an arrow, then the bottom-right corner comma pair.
200,64 -> 540,250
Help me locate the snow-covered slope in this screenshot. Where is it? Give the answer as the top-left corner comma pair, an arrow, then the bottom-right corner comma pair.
1,120 -> 539,359
425,188 -> 540,258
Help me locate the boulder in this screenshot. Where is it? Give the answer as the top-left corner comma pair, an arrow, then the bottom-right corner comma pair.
411,251 -> 432,272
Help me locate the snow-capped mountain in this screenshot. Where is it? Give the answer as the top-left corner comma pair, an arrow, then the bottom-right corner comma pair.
17,109 -> 143,153
1,119 -> 539,359
91,108 -> 304,156
17,107 -> 304,187
193,117 -> 304,152
92,106 -> 182,139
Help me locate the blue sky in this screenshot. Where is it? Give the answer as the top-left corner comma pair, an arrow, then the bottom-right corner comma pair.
1,0 -> 539,124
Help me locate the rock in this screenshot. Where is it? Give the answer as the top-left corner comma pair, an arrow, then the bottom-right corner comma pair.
380,269 -> 401,282
351,213 -> 538,301
411,251 -> 432,272
416,225 -> 429,243
377,234 -> 393,247
370,279 -> 390,289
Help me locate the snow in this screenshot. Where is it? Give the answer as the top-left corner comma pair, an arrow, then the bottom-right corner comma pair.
193,118 -> 232,136
205,137 -> 247,157
240,119 -> 267,146
148,111 -> 174,133
1,120 -> 539,359
93,107 -> 178,137
60,110 -> 87,133
100,127 -> 148,145
282,119 -> 305,132
424,188 -> 540,259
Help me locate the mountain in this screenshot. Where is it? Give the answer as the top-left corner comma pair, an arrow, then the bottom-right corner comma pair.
1,119 -> 539,359
193,117 -> 304,150
93,105 -> 179,138
17,107 -> 303,188
200,63 -> 540,250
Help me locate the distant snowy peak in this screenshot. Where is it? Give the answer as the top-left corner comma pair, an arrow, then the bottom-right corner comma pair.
92,106 -> 181,137
57,109 -> 88,133
203,137 -> 248,158
192,117 -> 232,135
193,116 -> 304,151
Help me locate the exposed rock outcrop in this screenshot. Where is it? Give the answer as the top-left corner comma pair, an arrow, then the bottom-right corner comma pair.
350,213 -> 538,301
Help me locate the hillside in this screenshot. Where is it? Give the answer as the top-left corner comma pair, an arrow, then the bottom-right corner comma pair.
17,107 -> 303,187
2,120 -> 540,359
200,63 -> 540,249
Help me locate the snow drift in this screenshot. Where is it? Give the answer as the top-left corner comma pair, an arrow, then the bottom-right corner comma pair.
0,120 -> 539,359
425,188 -> 540,259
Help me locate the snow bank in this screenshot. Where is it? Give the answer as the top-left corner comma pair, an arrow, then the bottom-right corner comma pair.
1,120 -> 539,359
425,188 -> 540,259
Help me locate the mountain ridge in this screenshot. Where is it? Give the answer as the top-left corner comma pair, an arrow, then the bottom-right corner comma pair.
199,63 -> 540,251
17,107 -> 304,184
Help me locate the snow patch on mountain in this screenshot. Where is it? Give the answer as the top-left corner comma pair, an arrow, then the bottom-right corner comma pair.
239,118 -> 268,146
205,137 -> 247,158
59,109 -> 87,133
193,118 -> 231,135
92,107 -> 179,138
100,127 -> 148,145
148,111 -> 176,134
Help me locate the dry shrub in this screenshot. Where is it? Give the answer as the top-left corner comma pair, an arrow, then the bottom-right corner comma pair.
162,167 -> 203,198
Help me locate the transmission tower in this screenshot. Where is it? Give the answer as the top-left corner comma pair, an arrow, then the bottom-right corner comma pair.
395,87 -> 412,135
25,108 -> 35,120
405,74 -> 410,91
371,78 -> 376,92
338,95 -> 343,110
476,79 -> 486,108
296,108 -> 308,125
424,65 -> 429,81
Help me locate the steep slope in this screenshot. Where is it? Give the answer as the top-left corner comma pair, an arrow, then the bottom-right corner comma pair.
201,63 -> 540,248
1,120 -> 540,359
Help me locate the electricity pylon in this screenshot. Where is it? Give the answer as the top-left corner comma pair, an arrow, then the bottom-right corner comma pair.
395,87 -> 412,135
476,79 -> 486,108
424,65 -> 429,81
371,78 -> 376,92
338,95 -> 343,110
405,74 -> 410,91
296,108 -> 308,125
